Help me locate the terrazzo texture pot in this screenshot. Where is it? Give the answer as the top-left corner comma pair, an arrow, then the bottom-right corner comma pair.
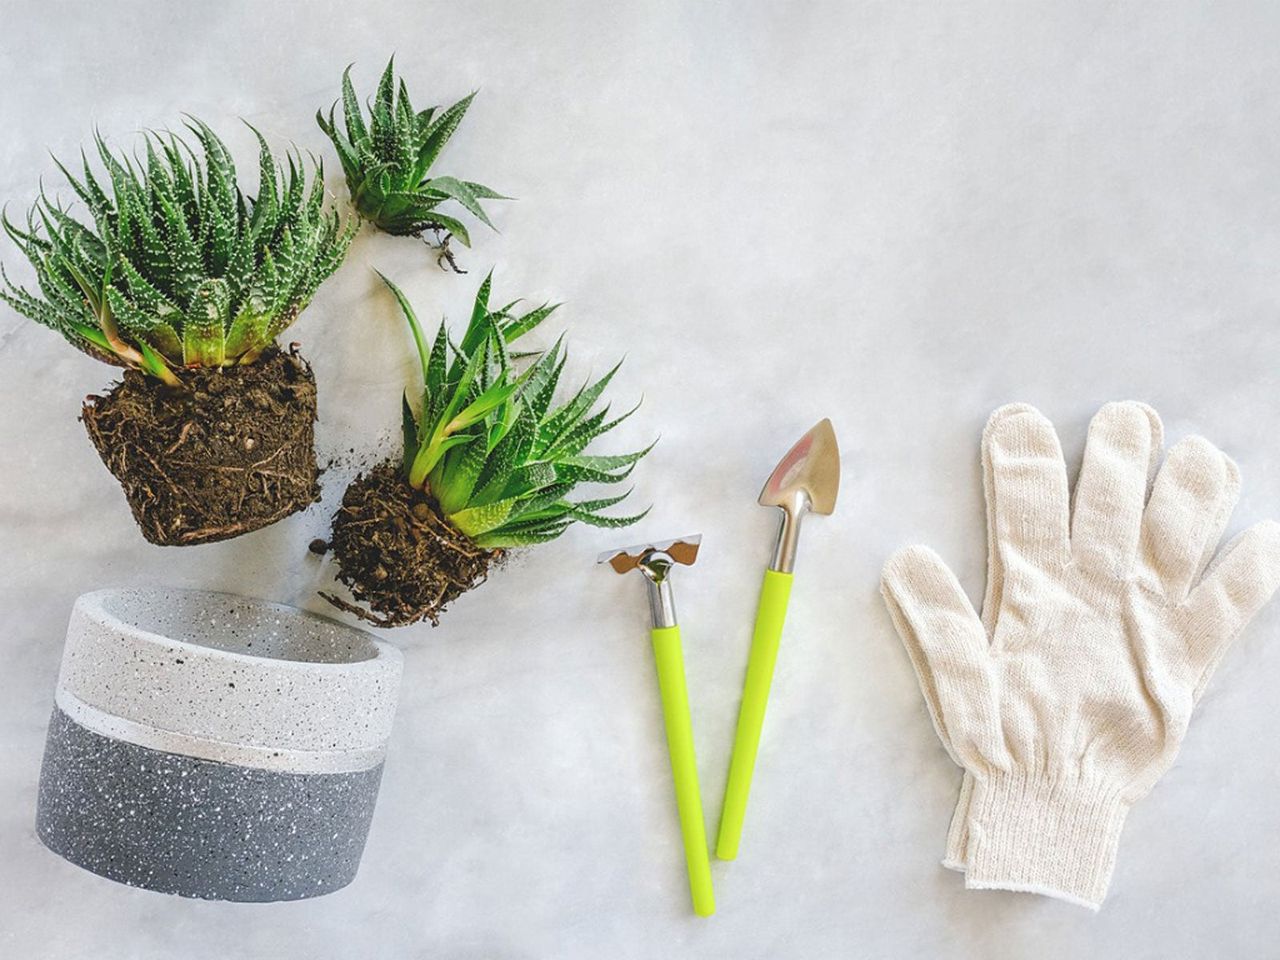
36,588 -> 403,902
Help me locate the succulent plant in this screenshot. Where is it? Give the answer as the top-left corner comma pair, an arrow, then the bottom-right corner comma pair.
385,272 -> 650,548
1,120 -> 355,385
316,58 -> 506,254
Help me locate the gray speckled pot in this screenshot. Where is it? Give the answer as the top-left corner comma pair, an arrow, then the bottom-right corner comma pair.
36,588 -> 403,901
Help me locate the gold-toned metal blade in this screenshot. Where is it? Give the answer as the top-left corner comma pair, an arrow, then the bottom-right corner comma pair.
596,534 -> 702,574
759,418 -> 840,515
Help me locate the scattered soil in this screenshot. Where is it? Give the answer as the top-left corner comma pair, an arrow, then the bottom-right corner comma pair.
320,461 -> 502,628
81,347 -> 320,546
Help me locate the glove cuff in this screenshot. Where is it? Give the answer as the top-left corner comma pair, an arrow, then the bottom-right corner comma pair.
942,771 -> 974,871
964,771 -> 1129,909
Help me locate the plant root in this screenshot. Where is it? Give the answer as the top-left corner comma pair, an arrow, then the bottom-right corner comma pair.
81,347 -> 320,546
322,461 -> 501,627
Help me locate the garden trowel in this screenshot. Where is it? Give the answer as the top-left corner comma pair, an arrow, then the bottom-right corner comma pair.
599,534 -> 715,917
717,419 -> 840,860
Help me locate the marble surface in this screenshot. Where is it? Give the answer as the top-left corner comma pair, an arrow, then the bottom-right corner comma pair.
3,1 -> 1280,956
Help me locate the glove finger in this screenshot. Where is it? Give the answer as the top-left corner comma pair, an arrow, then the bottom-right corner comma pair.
1140,436 -> 1240,600
982,404 -> 1071,611
1183,520 -> 1280,699
1071,401 -> 1162,573
979,404 -> 1040,631
881,546 -> 997,768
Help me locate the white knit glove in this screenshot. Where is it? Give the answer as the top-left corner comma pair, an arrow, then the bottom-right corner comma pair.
881,402 -> 1280,909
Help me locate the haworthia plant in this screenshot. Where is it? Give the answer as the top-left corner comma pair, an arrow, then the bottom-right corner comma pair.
316,57 -> 507,246
383,271 -> 651,548
1,120 -> 355,384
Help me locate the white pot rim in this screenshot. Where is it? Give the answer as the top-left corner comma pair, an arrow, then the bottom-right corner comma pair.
76,587 -> 402,672
58,587 -> 404,761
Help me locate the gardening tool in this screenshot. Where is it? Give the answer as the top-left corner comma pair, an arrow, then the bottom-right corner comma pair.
717,419 -> 840,860
599,534 -> 715,918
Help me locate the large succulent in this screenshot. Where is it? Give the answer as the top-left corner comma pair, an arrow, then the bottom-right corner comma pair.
1,120 -> 354,385
316,58 -> 506,250
385,272 -> 650,548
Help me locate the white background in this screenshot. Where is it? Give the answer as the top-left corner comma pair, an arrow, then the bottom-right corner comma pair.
3,2 -> 1279,957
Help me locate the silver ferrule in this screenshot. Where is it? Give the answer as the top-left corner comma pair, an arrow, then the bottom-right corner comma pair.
770,503 -> 807,574
638,554 -> 678,628
645,578 -> 677,628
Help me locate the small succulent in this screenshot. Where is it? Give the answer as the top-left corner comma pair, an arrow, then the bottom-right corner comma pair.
316,59 -> 506,256
385,272 -> 650,548
1,120 -> 354,385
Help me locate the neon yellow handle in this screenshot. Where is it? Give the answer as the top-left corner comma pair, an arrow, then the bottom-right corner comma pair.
650,625 -> 715,917
716,568 -> 794,860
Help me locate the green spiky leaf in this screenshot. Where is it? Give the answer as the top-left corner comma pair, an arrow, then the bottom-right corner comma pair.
316,59 -> 507,254
376,272 -> 652,556
1,118 -> 353,380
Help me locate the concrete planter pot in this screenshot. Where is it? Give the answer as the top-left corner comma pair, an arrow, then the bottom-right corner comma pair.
36,588 -> 402,902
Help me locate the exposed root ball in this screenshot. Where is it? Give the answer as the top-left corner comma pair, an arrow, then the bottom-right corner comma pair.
321,461 -> 501,628
81,348 -> 320,546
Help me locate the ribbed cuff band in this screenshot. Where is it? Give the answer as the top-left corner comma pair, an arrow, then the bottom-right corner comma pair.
964,771 -> 1128,909
942,771 -> 974,871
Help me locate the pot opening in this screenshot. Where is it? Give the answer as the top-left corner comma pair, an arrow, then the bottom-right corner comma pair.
91,589 -> 380,665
